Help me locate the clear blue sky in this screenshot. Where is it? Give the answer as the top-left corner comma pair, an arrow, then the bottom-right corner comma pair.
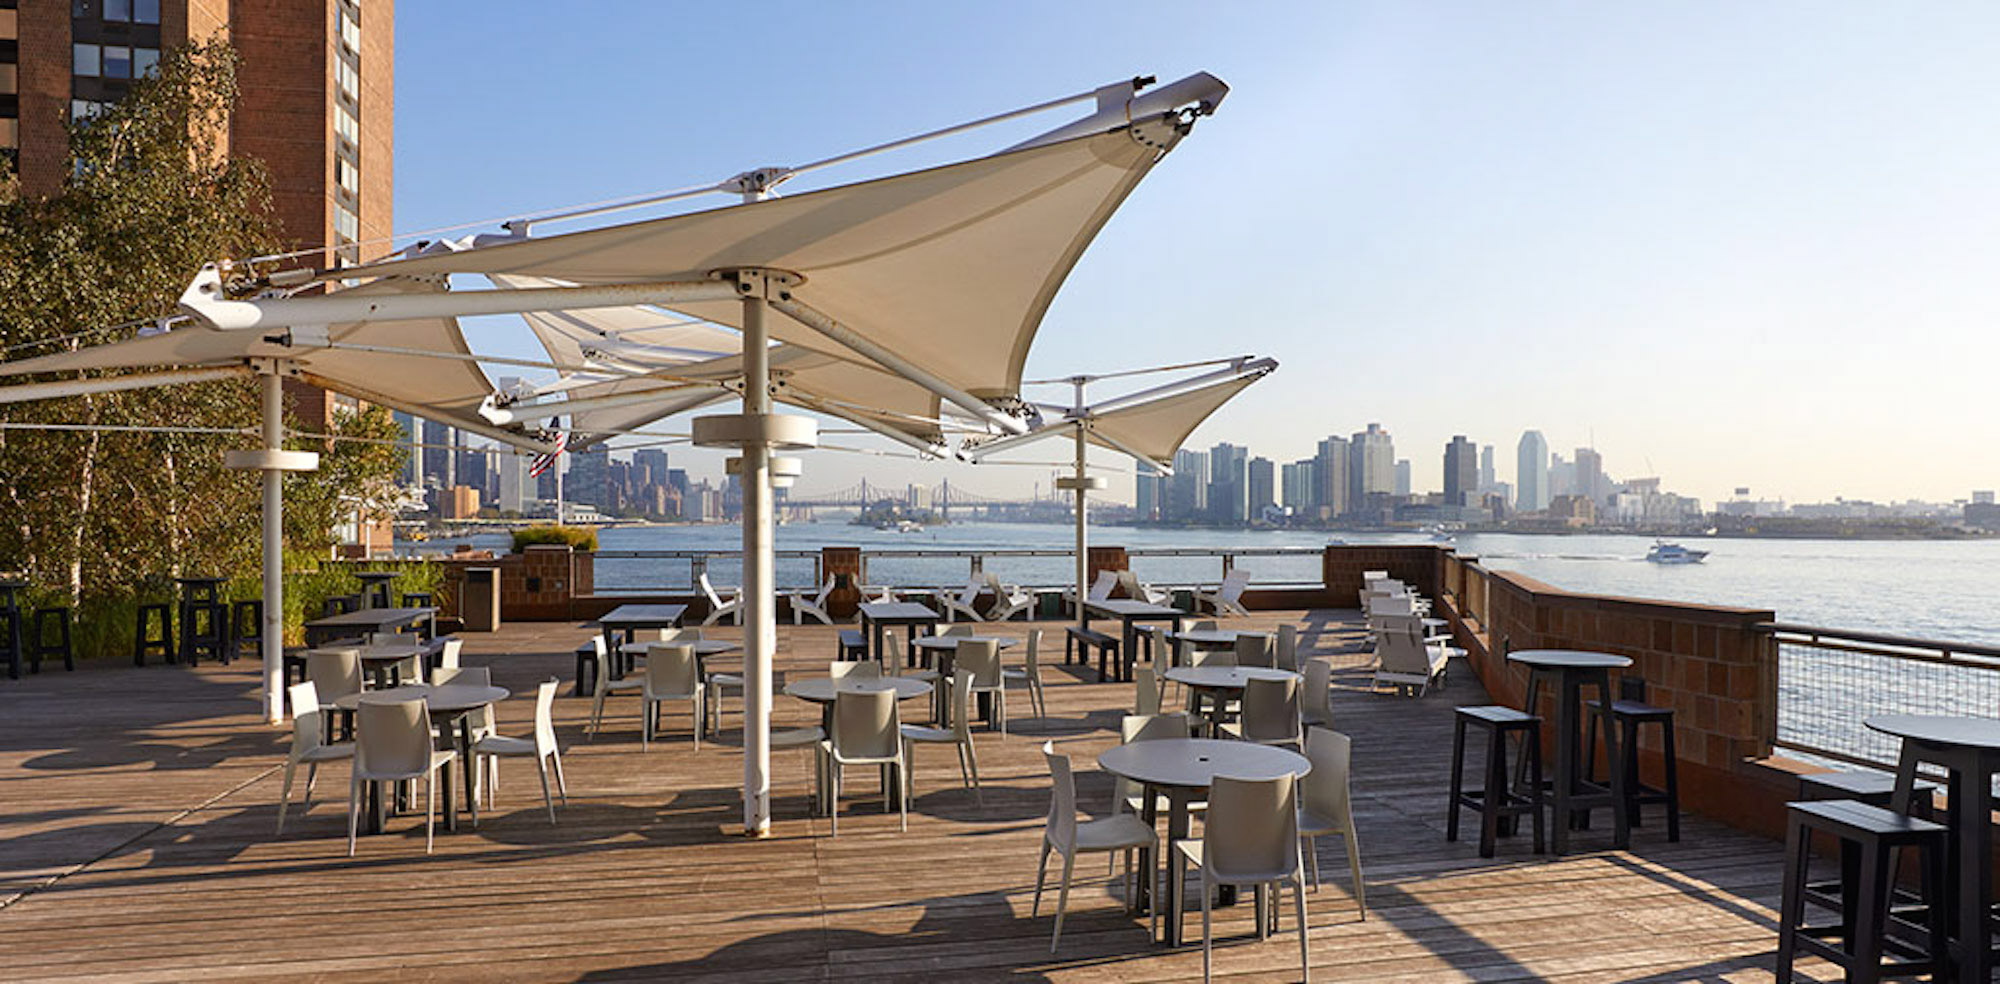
395,1 -> 2000,506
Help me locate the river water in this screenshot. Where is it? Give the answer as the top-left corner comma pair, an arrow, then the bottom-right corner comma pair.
405,522 -> 2000,647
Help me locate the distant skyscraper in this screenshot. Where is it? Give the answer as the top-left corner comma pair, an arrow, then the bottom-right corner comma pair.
1517,430 -> 1549,511
1247,457 -> 1275,518
457,444 -> 489,500
1394,458 -> 1412,496
1478,445 -> 1496,493
1314,436 -> 1349,516
567,448 -> 610,510
1134,463 -> 1163,520
633,448 -> 669,487
1169,449 -> 1208,521
392,411 -> 420,485
1444,435 -> 1477,507
1549,452 -> 1574,499
1347,424 -> 1394,511
1575,447 -> 1606,505
1281,460 -> 1312,510
497,448 -> 527,515
422,420 -> 455,489
1206,442 -> 1248,523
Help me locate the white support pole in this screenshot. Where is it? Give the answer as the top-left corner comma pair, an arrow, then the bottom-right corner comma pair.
1073,420 -> 1088,630
741,278 -> 775,836
259,371 -> 285,723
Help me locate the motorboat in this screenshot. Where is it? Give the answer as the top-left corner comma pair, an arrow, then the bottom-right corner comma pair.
1646,540 -> 1708,564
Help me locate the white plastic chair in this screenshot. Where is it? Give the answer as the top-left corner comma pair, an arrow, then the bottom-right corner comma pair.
1065,569 -> 1120,615
346,697 -> 455,857
1301,658 -> 1336,728
1196,569 -> 1253,617
276,680 -> 353,835
1371,622 -> 1455,697
1116,569 -> 1173,606
937,577 -> 987,623
431,665 -> 498,799
982,572 -> 1035,622
698,572 -> 741,626
1174,773 -> 1310,982
1134,663 -> 1163,717
641,642 -> 703,750
1114,712 -> 1202,820
471,678 -> 567,825
437,636 -> 463,671
901,669 -> 981,805
789,577 -> 835,625
1299,727 -> 1366,916
957,638 -> 1007,734
585,635 -> 642,740
1035,741 -> 1158,953
1275,624 -> 1299,672
1239,675 -> 1303,750
825,686 -> 906,835
830,659 -> 881,681
1002,628 -> 1047,720
306,648 -> 362,740
1234,632 -> 1275,669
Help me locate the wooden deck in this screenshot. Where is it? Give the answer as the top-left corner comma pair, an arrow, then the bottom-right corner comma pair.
0,611 -> 1839,982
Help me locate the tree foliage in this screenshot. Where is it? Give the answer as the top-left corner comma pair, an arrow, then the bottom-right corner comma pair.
0,41 -> 409,654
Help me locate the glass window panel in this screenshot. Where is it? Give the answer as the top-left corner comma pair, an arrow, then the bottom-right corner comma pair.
74,43 -> 101,77
0,10 -> 17,41
0,118 -> 18,150
105,0 -> 131,21
339,9 -> 361,53
0,65 -> 16,95
103,46 -> 131,80
135,0 -> 160,24
133,48 -> 159,78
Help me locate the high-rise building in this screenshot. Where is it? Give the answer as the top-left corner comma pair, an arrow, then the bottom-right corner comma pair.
1168,449 -> 1207,521
567,448 -> 609,511
1394,458 -> 1412,497
1479,444 -> 1496,493
633,449 -> 669,488
391,410 -> 420,485
496,447 -> 526,515
1575,447 -> 1606,506
1347,424 -> 1394,512
1247,457 -> 1275,518
1444,435 -> 1477,506
1517,430 -> 1549,511
1206,442 -> 1248,523
1281,460 -> 1313,510
1549,452 -> 1574,498
421,419 -> 455,490
456,443 -> 489,501
1314,436 -> 1348,517
1134,463 -> 1163,521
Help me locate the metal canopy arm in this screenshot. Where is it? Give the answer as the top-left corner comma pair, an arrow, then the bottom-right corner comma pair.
764,288 -> 1028,437
0,365 -> 254,404
479,383 -> 724,427
1085,356 -> 1277,417
289,369 -> 555,454
179,266 -> 741,332
783,392 -> 951,460
963,419 -> 1076,461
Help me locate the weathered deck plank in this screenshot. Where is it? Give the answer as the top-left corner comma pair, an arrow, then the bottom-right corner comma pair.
0,611 -> 1836,981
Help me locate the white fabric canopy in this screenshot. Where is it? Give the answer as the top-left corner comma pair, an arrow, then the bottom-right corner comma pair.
338,128 -> 1177,409
1085,373 -> 1263,468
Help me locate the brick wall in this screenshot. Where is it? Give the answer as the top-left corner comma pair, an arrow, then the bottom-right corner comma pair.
1321,544 -> 1442,607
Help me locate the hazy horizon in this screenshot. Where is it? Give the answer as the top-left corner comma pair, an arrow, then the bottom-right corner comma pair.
397,2 -> 2000,506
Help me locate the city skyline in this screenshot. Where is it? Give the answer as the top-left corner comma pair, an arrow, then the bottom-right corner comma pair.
384,2 -> 1996,505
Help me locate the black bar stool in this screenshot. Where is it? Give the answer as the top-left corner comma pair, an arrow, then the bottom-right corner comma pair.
178,601 -> 226,664
1777,798 -> 1949,983
2,609 -> 20,680
227,600 -> 262,664
401,593 -> 437,641
30,608 -> 74,673
134,601 -> 174,666
1448,705 -> 1546,858
1584,676 -> 1681,841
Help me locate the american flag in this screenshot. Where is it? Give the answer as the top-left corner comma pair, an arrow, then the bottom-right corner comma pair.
528,431 -> 568,478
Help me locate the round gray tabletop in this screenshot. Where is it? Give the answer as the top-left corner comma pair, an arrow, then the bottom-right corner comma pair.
1168,629 -> 1241,646
1864,714 -> 2000,750
911,636 -> 1017,651
1098,738 -> 1310,789
620,639 -> 741,657
1508,649 -> 1633,670
337,683 -> 509,713
784,676 -> 932,704
1165,665 -> 1300,691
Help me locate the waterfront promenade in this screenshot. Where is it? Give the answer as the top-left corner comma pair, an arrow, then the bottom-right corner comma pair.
0,612 -> 1836,981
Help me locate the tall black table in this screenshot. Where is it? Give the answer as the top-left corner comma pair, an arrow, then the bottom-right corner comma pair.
1509,649 -> 1632,854
596,604 -> 690,677
1866,713 -> 2000,982
1084,599 -> 1187,682
858,601 -> 941,665
354,571 -> 399,608
303,606 -> 438,648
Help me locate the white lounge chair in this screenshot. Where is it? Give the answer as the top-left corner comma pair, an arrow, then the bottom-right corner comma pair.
937,577 -> 986,623
698,572 -> 741,626
982,572 -> 1035,622
1064,570 -> 1120,615
1371,621 -> 1457,697
1116,569 -> 1173,606
789,577 -> 836,626
1195,569 -> 1252,617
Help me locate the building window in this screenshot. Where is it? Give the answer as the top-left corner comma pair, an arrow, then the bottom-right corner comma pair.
104,0 -> 130,21
334,203 -> 359,243
339,8 -> 361,54
135,0 -> 159,24
70,99 -> 104,121
133,47 -> 158,77
0,65 -> 16,95
73,43 -> 100,77
334,103 -> 358,145
1,9 -> 17,40
103,45 -> 131,79
336,156 -> 358,193
0,118 -> 17,150
336,58 -> 358,101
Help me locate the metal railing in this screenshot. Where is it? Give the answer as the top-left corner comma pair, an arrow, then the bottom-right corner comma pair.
587,545 -> 1329,596
1766,622 -> 2000,769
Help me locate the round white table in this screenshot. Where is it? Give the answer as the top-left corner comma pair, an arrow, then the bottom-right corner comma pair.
1165,665 -> 1300,736
338,683 -> 509,834
1098,738 -> 1312,946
